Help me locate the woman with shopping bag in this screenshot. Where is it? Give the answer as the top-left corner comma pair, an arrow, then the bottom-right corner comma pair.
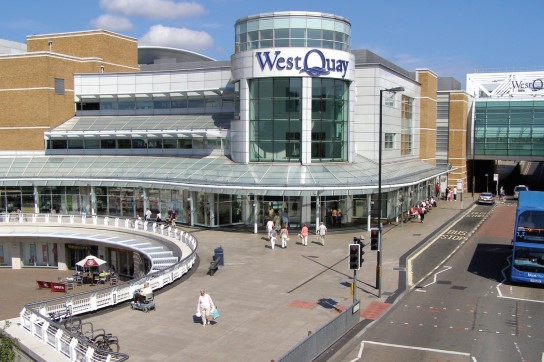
196,289 -> 215,326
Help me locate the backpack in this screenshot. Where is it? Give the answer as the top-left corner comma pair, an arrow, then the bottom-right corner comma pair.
418,207 -> 423,215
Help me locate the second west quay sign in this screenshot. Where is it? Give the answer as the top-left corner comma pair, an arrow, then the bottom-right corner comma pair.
254,48 -> 352,80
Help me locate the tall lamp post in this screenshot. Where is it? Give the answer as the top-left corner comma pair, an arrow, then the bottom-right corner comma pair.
377,86 -> 404,298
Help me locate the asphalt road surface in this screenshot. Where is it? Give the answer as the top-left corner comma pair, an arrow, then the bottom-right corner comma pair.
340,202 -> 544,362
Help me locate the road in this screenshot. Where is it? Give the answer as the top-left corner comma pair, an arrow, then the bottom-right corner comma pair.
338,202 -> 544,362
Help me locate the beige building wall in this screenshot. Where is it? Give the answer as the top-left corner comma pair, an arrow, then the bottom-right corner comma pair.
447,91 -> 470,192
0,30 -> 140,151
27,30 -> 139,70
416,69 -> 437,166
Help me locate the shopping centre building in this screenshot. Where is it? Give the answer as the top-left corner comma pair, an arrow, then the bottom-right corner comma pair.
0,11 -> 469,272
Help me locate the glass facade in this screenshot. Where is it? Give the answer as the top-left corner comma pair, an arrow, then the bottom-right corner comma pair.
249,77 -> 302,162
311,78 -> 348,161
474,101 -> 544,157
235,13 -> 351,52
401,95 -> 414,156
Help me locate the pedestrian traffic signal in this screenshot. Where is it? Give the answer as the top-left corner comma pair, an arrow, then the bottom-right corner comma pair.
349,243 -> 361,270
370,228 -> 380,251
354,235 -> 365,264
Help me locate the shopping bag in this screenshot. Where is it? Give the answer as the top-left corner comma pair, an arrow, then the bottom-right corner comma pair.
211,308 -> 220,320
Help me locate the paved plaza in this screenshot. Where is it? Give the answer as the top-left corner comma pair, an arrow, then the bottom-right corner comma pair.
2,197 -> 474,361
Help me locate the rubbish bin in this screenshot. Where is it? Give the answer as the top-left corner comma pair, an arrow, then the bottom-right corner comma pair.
214,246 -> 224,266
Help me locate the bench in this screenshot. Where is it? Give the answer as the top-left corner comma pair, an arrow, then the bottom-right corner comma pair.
208,257 -> 220,276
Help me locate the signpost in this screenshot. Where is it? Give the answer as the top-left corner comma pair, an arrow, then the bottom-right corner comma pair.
457,179 -> 464,209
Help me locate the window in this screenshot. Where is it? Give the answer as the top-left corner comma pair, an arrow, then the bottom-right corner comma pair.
54,78 -> 64,95
311,78 -> 348,162
249,77 -> 302,162
384,133 -> 395,149
401,95 -> 414,156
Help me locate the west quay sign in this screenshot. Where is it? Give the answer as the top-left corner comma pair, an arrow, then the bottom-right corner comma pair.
511,78 -> 544,92
253,48 -> 352,80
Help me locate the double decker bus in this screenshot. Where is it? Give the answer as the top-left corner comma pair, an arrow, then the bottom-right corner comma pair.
511,191 -> 544,284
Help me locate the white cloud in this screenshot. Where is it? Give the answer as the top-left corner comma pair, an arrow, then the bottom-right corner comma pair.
139,24 -> 213,51
91,14 -> 133,31
100,0 -> 205,19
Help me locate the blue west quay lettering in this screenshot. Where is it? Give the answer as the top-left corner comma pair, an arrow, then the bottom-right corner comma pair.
511,79 -> 544,91
255,49 -> 349,78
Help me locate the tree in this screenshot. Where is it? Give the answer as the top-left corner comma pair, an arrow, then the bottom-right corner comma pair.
0,321 -> 19,362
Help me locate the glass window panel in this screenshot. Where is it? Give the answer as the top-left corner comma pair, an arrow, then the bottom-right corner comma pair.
163,139 -> 177,149
247,20 -> 258,31
307,28 -> 322,39
117,139 -> 131,149
290,39 -> 305,47
101,139 -> 116,149
51,140 -> 67,149
247,30 -> 259,42
260,29 -> 273,39
171,97 -> 187,108
307,18 -> 322,29
323,29 -> 334,40
260,40 -> 273,48
322,40 -> 333,49
260,18 -> 273,29
154,100 -> 170,109
258,99 -> 273,120
274,17 -> 289,28
275,39 -> 289,47
85,139 -> 100,149
274,28 -> 289,38
291,28 -> 306,38
322,19 -> 335,31
67,139 -> 84,149
148,139 -> 163,149
308,39 -> 321,48
132,139 -> 147,149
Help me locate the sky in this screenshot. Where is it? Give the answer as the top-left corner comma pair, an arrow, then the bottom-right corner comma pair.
1,0 -> 543,88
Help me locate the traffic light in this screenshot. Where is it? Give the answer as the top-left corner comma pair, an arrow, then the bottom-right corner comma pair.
354,236 -> 365,264
349,243 -> 361,270
370,228 -> 380,251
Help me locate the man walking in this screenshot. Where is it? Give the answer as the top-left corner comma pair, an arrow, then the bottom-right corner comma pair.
317,221 -> 327,246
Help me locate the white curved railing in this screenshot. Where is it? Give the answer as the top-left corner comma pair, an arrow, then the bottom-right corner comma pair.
6,213 -> 198,362
2,213 -> 189,272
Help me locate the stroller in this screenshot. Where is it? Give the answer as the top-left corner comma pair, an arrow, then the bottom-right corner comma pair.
131,293 -> 156,313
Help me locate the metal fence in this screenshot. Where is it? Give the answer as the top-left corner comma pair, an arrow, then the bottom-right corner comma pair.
277,300 -> 361,362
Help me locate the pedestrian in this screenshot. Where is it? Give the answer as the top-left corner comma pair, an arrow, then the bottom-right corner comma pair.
331,208 -> 337,227
269,228 -> 277,249
317,221 -> 327,246
280,224 -> 288,248
274,211 -> 281,234
145,208 -> 152,221
500,186 -> 505,199
282,208 -> 289,227
445,187 -> 450,201
435,183 -> 440,197
196,289 -> 215,326
266,219 -> 274,240
453,186 -> 458,201
336,209 -> 342,227
419,204 -> 425,223
300,223 -> 309,246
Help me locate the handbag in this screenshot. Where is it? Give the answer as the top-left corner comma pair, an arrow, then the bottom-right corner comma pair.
211,308 -> 220,320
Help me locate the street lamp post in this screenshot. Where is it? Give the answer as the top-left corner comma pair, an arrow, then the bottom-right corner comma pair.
377,86 -> 404,298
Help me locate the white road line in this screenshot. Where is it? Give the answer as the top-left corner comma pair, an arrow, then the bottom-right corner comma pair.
408,205 -> 478,287
496,255 -> 544,304
362,340 -> 470,356
421,266 -> 452,288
